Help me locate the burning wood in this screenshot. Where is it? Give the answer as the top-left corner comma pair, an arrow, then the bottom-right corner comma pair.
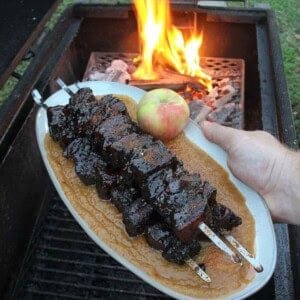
212,85 -> 236,108
82,52 -> 244,129
189,100 -> 212,124
84,59 -> 132,84
208,103 -> 242,129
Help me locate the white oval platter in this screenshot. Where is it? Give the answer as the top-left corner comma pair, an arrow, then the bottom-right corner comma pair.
36,81 -> 277,300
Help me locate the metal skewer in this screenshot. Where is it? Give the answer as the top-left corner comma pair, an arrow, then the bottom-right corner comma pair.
75,80 -> 81,90
198,222 -> 242,264
55,77 -> 75,96
225,234 -> 263,272
32,89 -> 48,109
185,258 -> 211,283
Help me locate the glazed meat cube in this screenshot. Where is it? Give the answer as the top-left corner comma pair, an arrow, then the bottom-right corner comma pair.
100,94 -> 128,116
144,173 -> 206,241
75,152 -> 107,185
110,133 -> 153,169
162,238 -> 201,265
129,141 -> 179,185
146,223 -> 201,265
69,87 -> 96,106
123,198 -> 155,237
110,186 -> 139,213
96,170 -> 119,200
145,223 -> 173,251
47,106 -> 67,142
63,138 -> 91,161
93,114 -> 135,154
211,203 -> 242,234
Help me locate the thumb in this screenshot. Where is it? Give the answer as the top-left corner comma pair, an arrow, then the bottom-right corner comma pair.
200,121 -> 239,152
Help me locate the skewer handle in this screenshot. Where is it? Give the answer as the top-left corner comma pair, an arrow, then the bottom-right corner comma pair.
198,222 -> 241,264
225,234 -> 263,273
32,89 -> 48,109
55,77 -> 75,96
185,258 -> 211,283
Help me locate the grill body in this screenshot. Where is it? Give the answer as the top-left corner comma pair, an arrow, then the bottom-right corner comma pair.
0,4 -> 298,299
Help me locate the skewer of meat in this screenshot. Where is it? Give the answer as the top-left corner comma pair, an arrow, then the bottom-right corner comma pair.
41,79 -> 262,272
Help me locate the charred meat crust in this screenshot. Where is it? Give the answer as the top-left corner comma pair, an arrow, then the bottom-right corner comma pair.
47,88 -> 242,264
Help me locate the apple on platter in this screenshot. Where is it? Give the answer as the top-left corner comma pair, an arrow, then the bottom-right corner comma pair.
137,88 -> 190,141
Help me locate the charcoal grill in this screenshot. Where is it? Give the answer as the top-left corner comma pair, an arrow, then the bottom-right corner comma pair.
0,1 -> 299,299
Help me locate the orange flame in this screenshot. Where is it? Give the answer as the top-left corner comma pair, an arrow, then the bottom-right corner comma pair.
133,0 -> 212,91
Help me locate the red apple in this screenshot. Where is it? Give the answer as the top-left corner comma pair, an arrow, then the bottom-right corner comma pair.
137,88 -> 190,141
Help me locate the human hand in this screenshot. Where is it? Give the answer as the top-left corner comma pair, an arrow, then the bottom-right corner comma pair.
201,121 -> 300,225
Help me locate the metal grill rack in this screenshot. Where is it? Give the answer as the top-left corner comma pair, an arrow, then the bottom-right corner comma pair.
18,190 -> 170,300
83,52 -> 245,128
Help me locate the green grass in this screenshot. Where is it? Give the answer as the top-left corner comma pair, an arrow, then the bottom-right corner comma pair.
0,0 -> 299,145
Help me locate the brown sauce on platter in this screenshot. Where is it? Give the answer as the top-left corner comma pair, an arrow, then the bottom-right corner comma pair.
44,95 -> 255,299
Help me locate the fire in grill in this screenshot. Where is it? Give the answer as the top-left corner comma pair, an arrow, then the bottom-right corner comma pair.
83,53 -> 245,129
1,0 -> 298,299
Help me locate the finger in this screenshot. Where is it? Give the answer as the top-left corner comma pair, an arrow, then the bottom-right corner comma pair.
200,121 -> 240,152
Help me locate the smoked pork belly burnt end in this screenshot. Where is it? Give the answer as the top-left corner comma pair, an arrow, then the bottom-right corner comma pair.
122,198 -> 156,237
47,88 -> 242,261
128,141 -> 180,186
75,151 -> 107,186
47,105 -> 66,142
110,186 -> 139,213
93,114 -> 137,159
96,169 -> 119,200
146,223 -> 201,264
110,133 -> 154,169
141,169 -> 213,242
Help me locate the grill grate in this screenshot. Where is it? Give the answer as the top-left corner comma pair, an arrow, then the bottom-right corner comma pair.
19,190 -> 171,300
83,52 -> 245,128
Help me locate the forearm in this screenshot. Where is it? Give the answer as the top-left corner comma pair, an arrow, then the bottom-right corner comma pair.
262,149 -> 300,225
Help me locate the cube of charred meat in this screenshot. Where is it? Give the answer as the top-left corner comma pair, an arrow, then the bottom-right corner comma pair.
69,87 -> 97,106
168,187 -> 209,242
144,172 -> 217,242
122,198 -> 156,237
96,170 -> 119,200
163,238 -> 201,265
63,138 -> 92,162
100,94 -> 128,116
110,133 -> 153,169
73,94 -> 130,137
128,141 -> 180,185
146,223 -> 201,265
75,152 -> 107,185
47,106 -> 66,142
47,105 -> 77,148
93,114 -> 137,156
145,223 -> 173,251
110,186 -> 139,213
141,165 -> 186,201
210,203 -> 242,234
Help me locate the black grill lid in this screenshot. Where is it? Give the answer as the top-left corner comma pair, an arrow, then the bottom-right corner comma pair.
0,0 -> 59,88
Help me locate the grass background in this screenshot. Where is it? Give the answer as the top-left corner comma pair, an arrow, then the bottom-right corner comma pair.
0,0 -> 299,145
